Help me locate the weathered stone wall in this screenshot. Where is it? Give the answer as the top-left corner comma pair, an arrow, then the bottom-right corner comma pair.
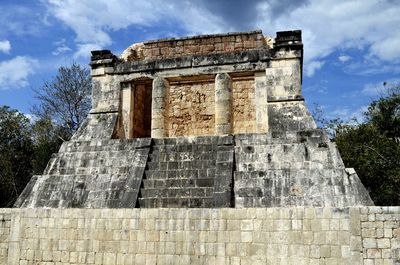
85,30 -> 312,140
0,212 -> 11,264
360,207 -> 400,264
165,76 -> 260,137
232,77 -> 256,134
121,31 -> 267,62
1,207 -> 399,265
14,139 -> 151,209
16,131 -> 372,209
167,80 -> 215,137
234,131 -> 373,208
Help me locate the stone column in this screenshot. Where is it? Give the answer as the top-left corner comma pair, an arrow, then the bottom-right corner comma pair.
151,77 -> 169,138
121,82 -> 133,138
254,72 -> 268,133
215,73 -> 233,135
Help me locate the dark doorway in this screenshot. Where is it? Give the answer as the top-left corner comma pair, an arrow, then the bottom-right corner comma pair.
131,79 -> 152,138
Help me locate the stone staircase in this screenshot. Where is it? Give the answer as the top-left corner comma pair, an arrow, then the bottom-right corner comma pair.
234,130 -> 373,207
139,136 -> 234,208
15,138 -> 151,208
16,130 -> 372,208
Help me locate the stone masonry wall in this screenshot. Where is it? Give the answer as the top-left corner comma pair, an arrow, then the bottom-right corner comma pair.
0,212 -> 11,264
165,77 -> 258,137
232,77 -> 256,134
167,81 -> 215,137
122,31 -> 266,62
1,207 -> 399,265
360,207 -> 400,264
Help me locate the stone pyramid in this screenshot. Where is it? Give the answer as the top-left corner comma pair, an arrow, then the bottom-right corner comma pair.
15,30 -> 373,208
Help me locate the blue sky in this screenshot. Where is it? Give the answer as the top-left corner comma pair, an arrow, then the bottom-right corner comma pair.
0,0 -> 399,122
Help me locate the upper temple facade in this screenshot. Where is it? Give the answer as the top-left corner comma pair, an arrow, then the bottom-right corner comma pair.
85,30 -> 314,140
15,30 -> 374,208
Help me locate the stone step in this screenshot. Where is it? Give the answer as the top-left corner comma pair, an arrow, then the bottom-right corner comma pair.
146,160 -> 216,171
144,169 -> 215,179
140,187 -> 214,199
51,150 -> 147,160
235,144 -> 330,161
235,169 -> 344,178
234,129 -> 328,146
142,178 -> 214,189
138,197 -> 214,208
148,152 -> 217,162
234,169 -> 354,208
151,144 -> 217,153
235,161 -> 338,171
44,149 -> 149,175
59,138 -> 151,152
45,166 -> 135,175
152,135 -> 232,145
17,173 -> 143,208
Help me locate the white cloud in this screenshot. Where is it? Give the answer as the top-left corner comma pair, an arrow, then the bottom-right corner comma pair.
257,0 -> 400,74
73,43 -> 103,59
0,5 -> 44,37
329,105 -> 368,123
303,79 -> 328,94
362,78 -> 400,96
338,55 -> 351,63
362,82 -> 385,96
305,61 -> 325,77
0,56 -> 38,90
0,40 -> 11,53
52,39 -> 72,55
44,0 -> 230,58
44,0 -> 400,74
52,45 -> 72,56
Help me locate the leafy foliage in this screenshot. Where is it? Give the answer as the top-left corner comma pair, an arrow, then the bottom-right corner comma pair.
31,117 -> 66,175
0,106 -> 33,207
335,123 -> 400,205
366,89 -> 400,141
314,85 -> 400,205
0,63 -> 91,207
32,63 -> 91,139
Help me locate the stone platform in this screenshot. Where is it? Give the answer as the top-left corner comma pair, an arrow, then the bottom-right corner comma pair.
1,207 -> 399,265
15,29 -> 374,208
15,130 -> 372,209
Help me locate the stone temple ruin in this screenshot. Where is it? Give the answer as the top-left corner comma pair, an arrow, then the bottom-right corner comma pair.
15,30 -> 373,209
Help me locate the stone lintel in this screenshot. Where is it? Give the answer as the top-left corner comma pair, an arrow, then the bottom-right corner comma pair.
89,108 -> 119,114
113,49 -> 276,74
143,30 -> 263,45
267,96 -> 305,103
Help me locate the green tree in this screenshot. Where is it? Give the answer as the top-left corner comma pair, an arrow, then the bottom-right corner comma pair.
335,123 -> 400,205
30,117 -> 65,175
32,63 -> 91,140
0,63 -> 91,207
315,84 -> 400,205
0,106 -> 33,207
366,87 -> 400,141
